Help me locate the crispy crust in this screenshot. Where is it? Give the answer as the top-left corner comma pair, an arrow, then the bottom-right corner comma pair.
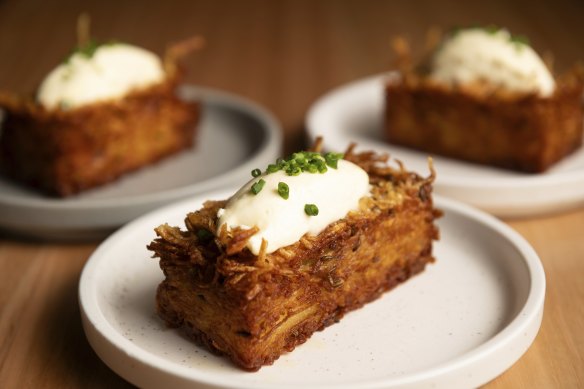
385,35 -> 584,173
0,42 -> 201,196
148,149 -> 441,371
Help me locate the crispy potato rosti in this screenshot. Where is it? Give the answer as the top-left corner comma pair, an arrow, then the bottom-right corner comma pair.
148,147 -> 441,371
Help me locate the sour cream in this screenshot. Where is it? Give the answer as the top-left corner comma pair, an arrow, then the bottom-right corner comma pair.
429,28 -> 555,97
37,43 -> 165,109
217,159 -> 370,255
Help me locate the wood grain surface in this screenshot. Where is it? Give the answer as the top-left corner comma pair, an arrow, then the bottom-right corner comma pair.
0,0 -> 583,388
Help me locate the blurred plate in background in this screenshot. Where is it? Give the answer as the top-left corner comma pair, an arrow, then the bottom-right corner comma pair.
307,73 -> 584,218
0,86 -> 282,239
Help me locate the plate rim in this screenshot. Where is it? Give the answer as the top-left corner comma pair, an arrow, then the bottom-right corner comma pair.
79,190 -> 546,389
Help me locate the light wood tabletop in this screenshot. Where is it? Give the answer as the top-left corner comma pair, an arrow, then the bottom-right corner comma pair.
0,0 -> 583,388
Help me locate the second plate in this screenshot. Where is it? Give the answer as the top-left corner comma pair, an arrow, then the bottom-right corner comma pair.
306,73 -> 584,218
0,86 -> 282,239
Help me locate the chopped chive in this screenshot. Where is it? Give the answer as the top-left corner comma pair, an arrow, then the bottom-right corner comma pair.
78,39 -> 100,58
63,39 -> 124,65
292,152 -> 305,162
510,34 -> 530,47
304,203 -> 319,216
449,26 -> 462,37
64,39 -> 100,64
260,150 -> 345,177
251,168 -> 262,177
251,179 -> 266,195
484,24 -> 500,34
287,165 -> 302,176
277,182 -> 289,199
324,152 -> 344,169
452,25 -> 530,49
196,229 -> 213,242
59,100 -> 71,110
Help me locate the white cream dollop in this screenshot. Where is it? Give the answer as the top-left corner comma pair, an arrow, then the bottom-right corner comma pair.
429,28 -> 555,97
37,43 -> 165,109
217,159 -> 370,255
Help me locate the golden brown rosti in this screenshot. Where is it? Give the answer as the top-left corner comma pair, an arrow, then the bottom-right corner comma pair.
148,145 -> 441,371
0,36 -> 203,196
385,30 -> 583,173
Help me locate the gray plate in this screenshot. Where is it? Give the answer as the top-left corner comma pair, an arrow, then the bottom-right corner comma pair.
307,73 -> 584,218
0,86 -> 282,240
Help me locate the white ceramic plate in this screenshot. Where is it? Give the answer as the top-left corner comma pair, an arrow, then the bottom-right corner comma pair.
0,86 -> 282,239
79,189 -> 545,389
306,73 -> 584,218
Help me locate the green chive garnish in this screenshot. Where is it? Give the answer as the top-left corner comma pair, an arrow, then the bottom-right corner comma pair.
484,24 -> 500,35
450,25 -> 530,50
251,179 -> 265,195
196,229 -> 213,242
64,39 -> 99,64
278,182 -> 289,199
304,204 -> 319,216
287,165 -> 302,176
63,39 -> 122,65
316,159 -> 327,173
78,40 -> 100,58
324,152 -> 343,169
510,34 -> 530,48
292,152 -> 306,162
251,168 -> 261,177
259,150 -> 345,177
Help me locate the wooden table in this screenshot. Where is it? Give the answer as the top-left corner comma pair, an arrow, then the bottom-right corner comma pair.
1,1 -> 583,387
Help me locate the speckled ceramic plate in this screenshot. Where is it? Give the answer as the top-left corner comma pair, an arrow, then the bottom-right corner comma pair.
79,189 -> 545,389
306,73 -> 584,218
0,86 -> 281,239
